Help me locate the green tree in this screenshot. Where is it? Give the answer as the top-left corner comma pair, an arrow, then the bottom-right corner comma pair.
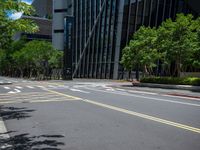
157,14 -> 199,76
13,40 -> 60,79
189,18 -> 200,70
49,50 -> 63,69
121,26 -> 160,76
121,13 -> 200,78
0,0 -> 38,49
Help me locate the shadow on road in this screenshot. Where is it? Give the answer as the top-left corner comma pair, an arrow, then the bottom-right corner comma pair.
0,106 -> 35,120
0,106 -> 65,149
0,132 -> 65,150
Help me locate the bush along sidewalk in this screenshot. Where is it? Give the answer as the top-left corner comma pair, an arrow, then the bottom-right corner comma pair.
140,77 -> 200,86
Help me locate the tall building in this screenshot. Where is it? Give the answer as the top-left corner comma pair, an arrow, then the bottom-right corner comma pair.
15,0 -> 53,41
53,0 -> 199,79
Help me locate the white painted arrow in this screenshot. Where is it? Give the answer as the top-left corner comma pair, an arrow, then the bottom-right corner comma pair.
8,89 -> 21,94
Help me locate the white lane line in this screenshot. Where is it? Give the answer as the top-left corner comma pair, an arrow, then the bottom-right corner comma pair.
4,87 -> 10,90
8,89 -> 21,94
27,86 -> 34,89
83,87 -> 200,107
48,85 -> 57,88
106,88 -> 115,91
0,118 -> 9,138
0,117 -> 12,149
37,86 -> 45,89
70,88 -> 90,94
116,88 -> 126,91
15,86 -> 23,89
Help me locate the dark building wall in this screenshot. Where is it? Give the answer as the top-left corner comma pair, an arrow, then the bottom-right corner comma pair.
32,0 -> 53,18
66,0 -> 197,79
22,16 -> 52,41
72,0 -> 122,79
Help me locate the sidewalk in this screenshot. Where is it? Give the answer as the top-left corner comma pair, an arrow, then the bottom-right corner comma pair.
132,82 -> 200,92
0,81 -> 12,85
110,81 -> 200,100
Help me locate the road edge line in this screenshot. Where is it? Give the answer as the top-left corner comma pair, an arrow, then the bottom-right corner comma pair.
0,117 -> 12,149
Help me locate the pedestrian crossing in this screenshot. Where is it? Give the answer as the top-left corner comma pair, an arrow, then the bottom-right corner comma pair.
0,82 -> 116,95
0,92 -> 80,104
2,85 -> 68,90
1,84 -> 110,92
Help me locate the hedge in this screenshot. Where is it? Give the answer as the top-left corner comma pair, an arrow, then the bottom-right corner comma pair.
140,77 -> 200,86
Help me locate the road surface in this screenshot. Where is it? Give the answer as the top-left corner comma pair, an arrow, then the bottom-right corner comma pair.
0,77 -> 200,150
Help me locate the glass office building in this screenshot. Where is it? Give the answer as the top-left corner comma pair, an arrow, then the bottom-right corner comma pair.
61,0 -> 199,79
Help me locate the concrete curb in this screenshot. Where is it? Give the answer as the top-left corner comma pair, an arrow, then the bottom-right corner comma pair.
0,82 -> 12,85
132,83 -> 200,92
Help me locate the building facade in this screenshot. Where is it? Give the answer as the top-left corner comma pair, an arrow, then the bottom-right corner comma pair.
53,0 -> 199,79
15,0 -> 53,41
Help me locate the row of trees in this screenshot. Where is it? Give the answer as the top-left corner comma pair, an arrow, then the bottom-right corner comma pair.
0,39 -> 63,79
0,0 -> 63,80
121,14 -> 200,77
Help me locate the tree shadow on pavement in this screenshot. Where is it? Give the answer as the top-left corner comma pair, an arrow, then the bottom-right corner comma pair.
0,106 -> 35,120
0,132 -> 65,150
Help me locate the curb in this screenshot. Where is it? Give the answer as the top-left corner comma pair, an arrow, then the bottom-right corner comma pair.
166,93 -> 200,100
132,83 -> 200,92
0,82 -> 12,85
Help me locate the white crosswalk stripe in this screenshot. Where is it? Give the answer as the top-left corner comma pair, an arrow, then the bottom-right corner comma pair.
4,87 -> 10,90
15,86 -> 23,89
8,89 -> 21,94
37,86 -> 45,89
0,92 -> 80,104
27,86 -> 34,89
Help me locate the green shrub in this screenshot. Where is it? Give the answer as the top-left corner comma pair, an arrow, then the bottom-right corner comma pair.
140,77 -> 200,86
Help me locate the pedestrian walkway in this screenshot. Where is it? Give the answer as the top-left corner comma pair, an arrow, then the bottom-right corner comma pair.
0,84 -> 70,94
0,80 -> 12,85
0,92 -> 80,104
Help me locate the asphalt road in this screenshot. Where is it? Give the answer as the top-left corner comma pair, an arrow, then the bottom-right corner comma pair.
0,77 -> 200,150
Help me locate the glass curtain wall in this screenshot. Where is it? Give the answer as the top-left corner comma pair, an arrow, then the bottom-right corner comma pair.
73,0 -> 120,79
71,0 -> 193,79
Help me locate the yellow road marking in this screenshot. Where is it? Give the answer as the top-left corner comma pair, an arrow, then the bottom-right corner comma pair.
84,99 -> 200,133
0,92 -> 54,96
46,89 -> 200,134
0,99 -> 78,104
44,88 -> 81,100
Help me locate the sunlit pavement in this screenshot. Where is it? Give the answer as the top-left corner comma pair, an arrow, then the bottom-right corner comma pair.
0,77 -> 200,150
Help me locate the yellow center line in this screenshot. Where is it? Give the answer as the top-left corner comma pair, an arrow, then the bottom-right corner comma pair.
44,88 -> 81,100
45,89 -> 200,134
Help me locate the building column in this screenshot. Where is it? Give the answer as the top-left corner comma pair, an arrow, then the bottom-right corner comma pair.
113,0 -> 125,79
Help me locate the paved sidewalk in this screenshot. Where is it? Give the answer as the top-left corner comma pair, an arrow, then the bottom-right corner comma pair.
110,82 -> 200,100
132,82 -> 200,92
0,81 -> 12,85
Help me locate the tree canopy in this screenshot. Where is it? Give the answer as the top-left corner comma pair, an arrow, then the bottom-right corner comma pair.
0,39 -> 63,79
121,13 -> 200,77
0,0 -> 38,49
